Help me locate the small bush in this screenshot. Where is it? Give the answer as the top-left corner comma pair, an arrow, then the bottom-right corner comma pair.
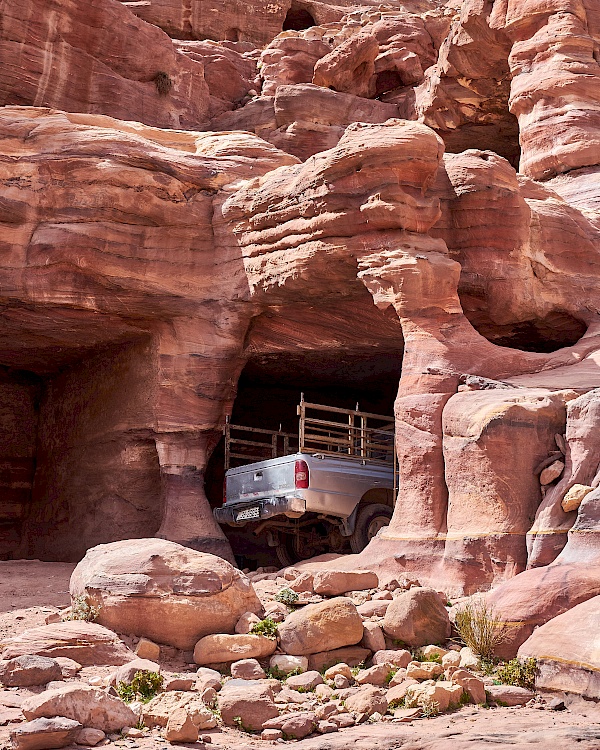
496,658 -> 537,690
63,596 -> 100,622
275,587 -> 299,606
250,617 -> 278,639
420,699 -> 440,718
153,71 -> 173,96
116,671 -> 163,703
414,650 -> 442,664
266,665 -> 302,681
454,600 -> 508,659
384,668 -> 398,685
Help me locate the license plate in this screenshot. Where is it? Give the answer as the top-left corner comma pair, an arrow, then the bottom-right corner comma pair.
236,506 -> 260,522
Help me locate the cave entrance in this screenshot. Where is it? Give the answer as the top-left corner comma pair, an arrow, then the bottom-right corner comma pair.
0,305 -> 161,561
282,4 -> 315,31
206,346 -> 403,569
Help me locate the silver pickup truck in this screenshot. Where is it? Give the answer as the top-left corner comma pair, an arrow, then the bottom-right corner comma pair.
214,398 -> 396,565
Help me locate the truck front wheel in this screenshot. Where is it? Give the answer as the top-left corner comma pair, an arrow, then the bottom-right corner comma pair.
349,503 -> 393,553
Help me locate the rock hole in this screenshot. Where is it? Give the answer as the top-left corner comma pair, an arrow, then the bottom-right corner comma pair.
282,5 -> 315,31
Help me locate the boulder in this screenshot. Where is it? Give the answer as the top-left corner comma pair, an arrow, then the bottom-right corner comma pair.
114,658 -> 160,685
134,638 -> 160,662
218,681 -> 279,730
10,717 -> 82,750
0,655 -> 62,687
450,669 -> 486,704
22,684 -> 137,731
308,646 -> 370,673
486,684 -> 535,706
540,460 -> 565,485
142,692 -> 216,730
312,571 -> 378,596
361,623 -> 385,652
163,675 -> 195,691
269,655 -> 308,675
459,647 -> 481,670
344,685 -> 388,717
230,659 -> 265,680
405,681 -> 463,712
387,679 -> 418,705
383,588 -> 451,647
263,711 -> 316,739
70,539 -> 262,650
355,664 -> 393,687
356,600 -> 391,618
195,667 -> 222,692
165,707 -> 199,743
442,651 -> 461,668
324,663 -> 352,681
561,484 -> 593,512
517,596 -> 600,699
372,650 -> 412,669
286,671 -> 323,691
1,622 -> 134,666
407,661 -> 444,680
55,658 -> 82,678
193,634 -> 276,665
235,612 -> 261,635
277,598 -> 364,656
73,728 -> 105,746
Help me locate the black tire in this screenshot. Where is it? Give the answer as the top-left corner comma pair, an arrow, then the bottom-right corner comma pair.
275,538 -> 296,567
349,503 -> 393,553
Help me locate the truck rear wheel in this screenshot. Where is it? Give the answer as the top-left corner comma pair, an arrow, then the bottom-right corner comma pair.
349,503 -> 393,553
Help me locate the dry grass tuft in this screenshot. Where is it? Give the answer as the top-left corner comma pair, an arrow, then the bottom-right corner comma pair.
454,599 -> 509,659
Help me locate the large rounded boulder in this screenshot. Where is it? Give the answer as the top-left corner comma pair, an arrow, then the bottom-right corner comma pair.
277,597 -> 364,656
70,539 -> 262,650
383,587 -> 451,647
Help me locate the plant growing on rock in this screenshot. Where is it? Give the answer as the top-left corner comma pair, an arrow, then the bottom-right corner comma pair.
153,71 -> 173,96
454,600 -> 508,659
496,658 -> 537,690
274,587 -> 299,606
249,617 -> 278,639
420,699 -> 440,718
116,671 -> 163,703
63,595 -> 100,622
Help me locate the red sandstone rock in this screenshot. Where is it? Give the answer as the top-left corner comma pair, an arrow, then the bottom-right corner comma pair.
517,595 -> 600,699
71,539 -> 262,650
277,598 -> 364,656
313,33 -> 379,98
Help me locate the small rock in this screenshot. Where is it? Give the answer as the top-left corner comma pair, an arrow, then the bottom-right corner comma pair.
74,728 -> 105,746
269,654 -> 308,675
459,647 -> 481,671
308,646 -> 371,672
195,667 -> 222,692
317,720 -> 338,733
263,602 -> 288,623
288,572 -> 314,593
547,697 -> 567,711
124,728 -> 144,738
263,711 -> 316,739
231,659 -> 266,681
200,687 -> 217,707
388,668 -> 408,687
135,639 -> 160,662
372,591 -> 393,601
314,684 -> 334,699
194,634 -> 276,665
286,671 -> 323,691
361,623 -> 385,653
561,484 -> 593,512
406,661 -> 444,680
315,702 -> 339,720
383,588 -> 451,648
312,571 -> 378,596
0,655 -> 63,688
334,674 -> 350,689
356,601 -> 390,618
55,658 -> 82,678
540,460 -> 565,485
450,669 -> 486,704
405,680 -> 463,712
441,651 -> 461,668
162,675 -> 195,692
372,650 -> 411,669
355,664 -> 393,687
10,717 -> 82,750
235,612 -> 261,635
486,685 -> 535,706
165,707 -> 199,743
218,681 -> 279,730
261,728 -> 283,740
143,692 -> 216,730
324,663 -> 352,681
331,712 -> 355,728
344,685 -> 388,717
393,707 -> 422,722
387,679 -> 418,705
420,645 -> 448,659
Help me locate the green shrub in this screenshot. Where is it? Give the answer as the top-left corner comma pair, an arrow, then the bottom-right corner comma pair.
496,658 -> 537,690
63,596 -> 100,623
250,617 -> 278,639
420,699 -> 440,718
384,668 -> 398,685
116,671 -> 163,703
414,650 -> 442,664
454,600 -> 508,659
275,588 -> 299,606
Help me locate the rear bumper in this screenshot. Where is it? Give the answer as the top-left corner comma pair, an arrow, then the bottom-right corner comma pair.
214,496 -> 305,526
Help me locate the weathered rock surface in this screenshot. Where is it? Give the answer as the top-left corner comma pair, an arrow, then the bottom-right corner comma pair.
71,539 -> 262,650
193,634 -> 276,664
312,570 -> 378,596
10,717 -> 82,750
517,596 -> 600,699
383,588 -> 450,647
1,622 -> 134,666
22,685 -> 137,731
217,681 -> 279,730
277,598 -> 363,656
0,655 -> 62,687
142,692 -> 216,729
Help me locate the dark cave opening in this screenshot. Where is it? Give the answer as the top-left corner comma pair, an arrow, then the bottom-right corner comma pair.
205,349 -> 403,568
282,5 -> 315,31
375,70 -> 405,97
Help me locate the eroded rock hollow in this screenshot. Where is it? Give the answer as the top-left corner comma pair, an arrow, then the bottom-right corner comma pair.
0,0 -> 598,615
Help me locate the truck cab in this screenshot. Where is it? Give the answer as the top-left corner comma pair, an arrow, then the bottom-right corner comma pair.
213,397 -> 397,565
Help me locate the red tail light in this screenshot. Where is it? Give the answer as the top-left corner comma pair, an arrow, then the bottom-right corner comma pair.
295,459 -> 309,489
223,478 -> 227,505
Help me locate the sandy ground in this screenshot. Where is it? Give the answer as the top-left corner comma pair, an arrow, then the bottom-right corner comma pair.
0,560 -> 599,750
